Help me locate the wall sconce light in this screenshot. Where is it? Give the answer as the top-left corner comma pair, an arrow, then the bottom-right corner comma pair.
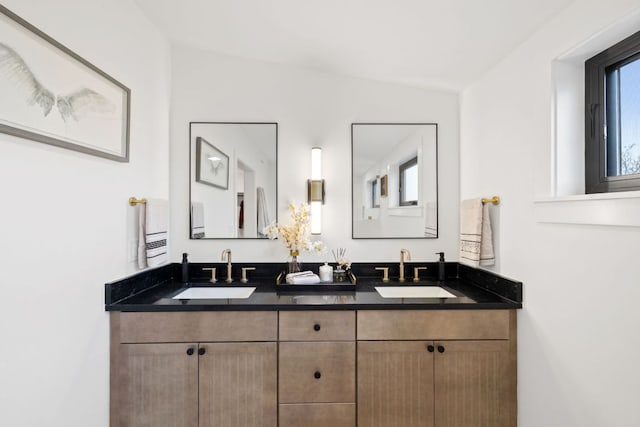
308,147 -> 324,234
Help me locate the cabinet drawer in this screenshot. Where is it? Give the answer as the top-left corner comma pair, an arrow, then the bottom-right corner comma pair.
357,310 -> 510,340
279,311 -> 355,341
279,403 -> 355,427
116,311 -> 277,343
279,342 -> 355,403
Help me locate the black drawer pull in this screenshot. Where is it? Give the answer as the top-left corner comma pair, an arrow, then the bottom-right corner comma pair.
437,345 -> 445,353
427,345 -> 435,353
314,371 -> 321,379
186,348 -> 195,356
198,347 -> 206,356
313,324 -> 321,331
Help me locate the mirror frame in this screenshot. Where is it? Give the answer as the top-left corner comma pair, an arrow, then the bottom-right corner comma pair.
189,121 -> 278,240
351,122 -> 438,239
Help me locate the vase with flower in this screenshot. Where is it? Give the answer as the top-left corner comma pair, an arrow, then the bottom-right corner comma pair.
263,203 -> 324,274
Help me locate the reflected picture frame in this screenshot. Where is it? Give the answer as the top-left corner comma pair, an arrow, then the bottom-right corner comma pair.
0,5 -> 130,162
380,174 -> 389,197
195,136 -> 229,189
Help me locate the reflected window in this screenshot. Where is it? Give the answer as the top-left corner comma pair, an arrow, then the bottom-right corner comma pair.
371,178 -> 380,208
399,157 -> 418,206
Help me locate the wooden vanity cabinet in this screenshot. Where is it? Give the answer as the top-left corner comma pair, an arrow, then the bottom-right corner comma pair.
357,310 -> 517,427
110,309 -> 516,427
110,312 -> 278,427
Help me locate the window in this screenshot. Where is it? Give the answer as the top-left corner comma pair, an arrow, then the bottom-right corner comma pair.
585,30 -> 640,193
399,157 -> 418,206
371,178 -> 380,208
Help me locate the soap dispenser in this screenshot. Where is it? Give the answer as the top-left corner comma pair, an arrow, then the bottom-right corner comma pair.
181,253 -> 189,283
435,252 -> 446,281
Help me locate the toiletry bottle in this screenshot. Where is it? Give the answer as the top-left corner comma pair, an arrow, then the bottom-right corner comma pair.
319,262 -> 333,283
436,252 -> 446,281
181,253 -> 189,283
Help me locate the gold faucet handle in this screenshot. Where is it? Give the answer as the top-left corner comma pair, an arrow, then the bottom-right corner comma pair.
413,267 -> 428,282
375,267 -> 390,282
241,267 -> 256,283
202,267 -> 217,283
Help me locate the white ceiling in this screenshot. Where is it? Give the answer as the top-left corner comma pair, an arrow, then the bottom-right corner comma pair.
135,0 -> 572,91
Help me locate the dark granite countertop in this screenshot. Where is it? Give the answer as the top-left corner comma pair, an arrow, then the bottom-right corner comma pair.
105,262 -> 522,312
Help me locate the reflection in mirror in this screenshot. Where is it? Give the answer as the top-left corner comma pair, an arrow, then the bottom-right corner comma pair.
352,123 -> 437,239
190,122 -> 277,239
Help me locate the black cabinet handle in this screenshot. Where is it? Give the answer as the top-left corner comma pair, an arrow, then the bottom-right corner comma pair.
198,347 -> 206,356
313,324 -> 321,331
314,371 -> 321,379
437,345 -> 445,353
186,348 -> 195,356
427,345 -> 435,353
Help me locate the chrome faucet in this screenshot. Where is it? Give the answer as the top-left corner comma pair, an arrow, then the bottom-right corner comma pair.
221,249 -> 233,283
399,249 -> 411,282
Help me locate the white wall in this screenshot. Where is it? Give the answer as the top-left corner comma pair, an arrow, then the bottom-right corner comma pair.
0,1 -> 170,426
170,46 -> 460,263
460,0 -> 640,425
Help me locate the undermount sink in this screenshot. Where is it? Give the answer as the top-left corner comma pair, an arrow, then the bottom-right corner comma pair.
375,286 -> 456,299
172,287 -> 256,299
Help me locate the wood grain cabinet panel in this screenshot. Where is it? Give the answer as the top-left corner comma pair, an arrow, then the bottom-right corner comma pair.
357,310 -> 517,427
115,343 -> 199,427
279,342 -> 355,403
199,343 -> 277,427
434,340 -> 512,427
357,310 -> 510,340
111,313 -> 278,427
358,341 -> 435,427
279,311 -> 355,341
279,403 -> 356,427
117,311 -> 277,343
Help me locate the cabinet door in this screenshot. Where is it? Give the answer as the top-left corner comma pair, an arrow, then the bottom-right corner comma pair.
434,340 -> 512,427
198,342 -> 277,427
358,341 -> 435,427
116,343 -> 198,427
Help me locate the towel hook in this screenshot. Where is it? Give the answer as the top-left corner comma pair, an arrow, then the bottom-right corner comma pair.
129,197 -> 147,206
481,196 -> 500,205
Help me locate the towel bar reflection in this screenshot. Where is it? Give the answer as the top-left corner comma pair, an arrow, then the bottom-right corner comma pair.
481,196 -> 500,205
128,197 -> 147,206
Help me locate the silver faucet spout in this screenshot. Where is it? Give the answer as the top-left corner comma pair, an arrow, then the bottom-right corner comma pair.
399,249 -> 411,282
221,249 -> 232,283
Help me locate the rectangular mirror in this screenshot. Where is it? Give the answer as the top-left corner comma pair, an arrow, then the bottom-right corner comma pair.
190,122 -> 277,239
352,123 -> 438,239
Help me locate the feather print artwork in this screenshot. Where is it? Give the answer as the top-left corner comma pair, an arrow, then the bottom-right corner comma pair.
0,42 -> 115,122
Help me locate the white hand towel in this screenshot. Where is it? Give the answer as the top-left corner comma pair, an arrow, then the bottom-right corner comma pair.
424,201 -> 437,237
286,271 -> 321,285
142,199 -> 169,268
459,198 -> 495,267
257,187 -> 270,237
137,202 -> 147,269
191,202 -> 205,239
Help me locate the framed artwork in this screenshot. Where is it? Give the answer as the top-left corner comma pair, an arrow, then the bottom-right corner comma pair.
196,136 -> 229,189
380,174 -> 389,197
0,5 -> 130,162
